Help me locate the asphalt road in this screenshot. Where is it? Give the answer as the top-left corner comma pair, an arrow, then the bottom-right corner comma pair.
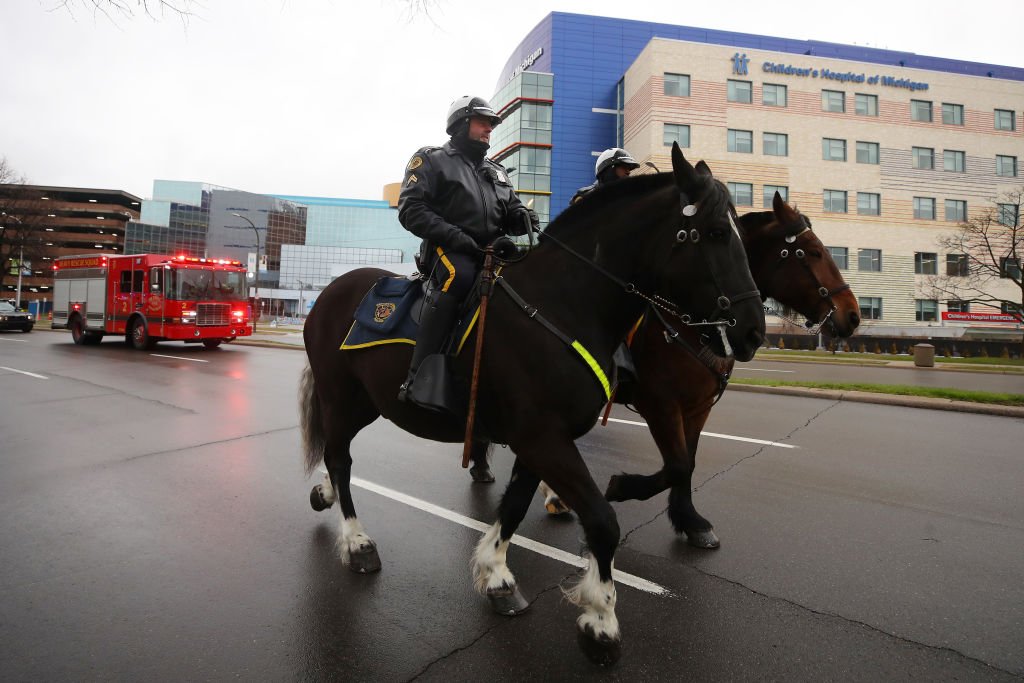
1,332 -> 1022,681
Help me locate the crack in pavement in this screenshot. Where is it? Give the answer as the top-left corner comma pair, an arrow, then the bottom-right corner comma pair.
406,581 -> 565,681
620,401 -> 841,548
692,398 -> 841,493
657,553 -> 1018,678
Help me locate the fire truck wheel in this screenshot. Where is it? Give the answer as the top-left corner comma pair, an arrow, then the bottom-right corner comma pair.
203,339 -> 222,349
70,317 -> 86,345
129,319 -> 156,350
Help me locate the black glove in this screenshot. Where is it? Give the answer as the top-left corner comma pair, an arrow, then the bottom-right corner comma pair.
448,231 -> 480,255
507,207 -> 540,236
490,235 -> 518,260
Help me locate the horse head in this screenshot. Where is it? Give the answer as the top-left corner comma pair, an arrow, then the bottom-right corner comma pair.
662,143 -> 766,361
741,192 -> 860,338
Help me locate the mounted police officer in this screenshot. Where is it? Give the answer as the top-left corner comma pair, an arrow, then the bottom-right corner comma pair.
570,147 -> 640,205
397,95 -> 538,404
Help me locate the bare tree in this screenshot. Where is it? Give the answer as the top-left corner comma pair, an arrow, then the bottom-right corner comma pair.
52,0 -> 442,25
52,0 -> 198,24
0,159 -> 48,298
927,187 -> 1023,321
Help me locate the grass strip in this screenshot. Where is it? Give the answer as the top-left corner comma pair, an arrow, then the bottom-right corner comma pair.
757,349 -> 1024,367
730,377 -> 1024,407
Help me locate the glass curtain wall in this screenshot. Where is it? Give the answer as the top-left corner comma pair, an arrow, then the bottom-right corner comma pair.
491,71 -> 554,226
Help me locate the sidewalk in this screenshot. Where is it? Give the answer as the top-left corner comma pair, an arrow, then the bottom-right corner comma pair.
236,324 -> 1024,419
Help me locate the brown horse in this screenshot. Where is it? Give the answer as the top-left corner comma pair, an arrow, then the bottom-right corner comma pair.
532,192 -> 859,547
299,144 -> 765,666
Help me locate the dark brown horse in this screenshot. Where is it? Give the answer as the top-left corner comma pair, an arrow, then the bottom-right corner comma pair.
299,144 -> 765,666
533,192 -> 859,547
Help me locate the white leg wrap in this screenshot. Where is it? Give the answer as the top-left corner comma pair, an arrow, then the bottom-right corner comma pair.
337,515 -> 374,565
319,473 -> 337,505
471,522 -> 517,594
564,556 -> 620,642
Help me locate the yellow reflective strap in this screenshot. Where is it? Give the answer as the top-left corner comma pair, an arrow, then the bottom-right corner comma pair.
570,340 -> 611,401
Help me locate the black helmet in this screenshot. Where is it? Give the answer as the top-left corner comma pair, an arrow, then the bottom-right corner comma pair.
595,148 -> 640,178
446,96 -> 502,135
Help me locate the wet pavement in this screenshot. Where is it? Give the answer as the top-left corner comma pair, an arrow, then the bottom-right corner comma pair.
1,332 -> 1022,680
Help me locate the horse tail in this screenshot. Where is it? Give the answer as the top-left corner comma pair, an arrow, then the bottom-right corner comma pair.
299,363 -> 326,476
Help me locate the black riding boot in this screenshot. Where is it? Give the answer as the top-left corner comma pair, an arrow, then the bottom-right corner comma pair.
398,290 -> 460,403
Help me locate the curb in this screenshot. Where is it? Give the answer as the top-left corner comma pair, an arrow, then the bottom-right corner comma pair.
728,383 -> 1024,419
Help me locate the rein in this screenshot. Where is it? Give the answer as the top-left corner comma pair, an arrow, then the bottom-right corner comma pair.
647,305 -> 732,413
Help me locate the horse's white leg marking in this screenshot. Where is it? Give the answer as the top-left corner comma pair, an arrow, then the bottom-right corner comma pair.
471,522 -> 517,594
564,556 -> 620,642
336,512 -> 375,564
319,472 -> 337,505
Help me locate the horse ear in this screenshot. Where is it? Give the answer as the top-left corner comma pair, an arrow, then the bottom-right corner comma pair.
671,142 -> 699,193
773,191 -> 797,223
695,160 -> 713,177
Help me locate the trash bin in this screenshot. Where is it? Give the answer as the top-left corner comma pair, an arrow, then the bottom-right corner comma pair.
913,343 -> 935,367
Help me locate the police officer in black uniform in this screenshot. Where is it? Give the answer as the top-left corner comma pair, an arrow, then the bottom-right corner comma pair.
397,95 -> 537,403
570,147 -> 640,205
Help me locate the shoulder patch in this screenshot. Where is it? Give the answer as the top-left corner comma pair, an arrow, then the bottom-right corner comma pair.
406,156 -> 423,172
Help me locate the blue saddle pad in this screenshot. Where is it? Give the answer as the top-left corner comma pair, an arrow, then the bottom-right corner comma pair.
341,276 -> 422,349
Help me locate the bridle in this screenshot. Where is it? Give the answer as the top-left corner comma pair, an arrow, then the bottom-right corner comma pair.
768,222 -> 851,336
536,189 -> 761,357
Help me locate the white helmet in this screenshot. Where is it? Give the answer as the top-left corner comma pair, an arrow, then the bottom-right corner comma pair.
595,148 -> 640,177
446,96 -> 502,135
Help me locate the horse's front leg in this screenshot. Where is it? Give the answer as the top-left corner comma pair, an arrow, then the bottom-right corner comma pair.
603,399 -> 687,503
526,440 -> 622,667
666,412 -> 719,549
471,458 -> 538,615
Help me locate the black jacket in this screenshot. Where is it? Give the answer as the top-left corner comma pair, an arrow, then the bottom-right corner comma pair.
398,141 -> 530,255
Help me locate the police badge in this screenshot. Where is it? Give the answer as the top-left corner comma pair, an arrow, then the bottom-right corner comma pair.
374,302 -> 397,323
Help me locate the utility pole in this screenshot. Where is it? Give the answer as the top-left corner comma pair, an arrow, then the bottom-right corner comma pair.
231,212 -> 260,319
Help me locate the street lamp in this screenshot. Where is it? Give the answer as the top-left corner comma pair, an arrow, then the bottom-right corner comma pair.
230,212 -> 260,302
296,279 -> 309,319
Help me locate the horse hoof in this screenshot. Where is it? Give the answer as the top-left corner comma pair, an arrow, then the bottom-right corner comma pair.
469,466 -> 495,483
577,624 -> 622,667
686,528 -> 721,549
487,586 -> 530,616
348,544 -> 382,574
544,497 -> 572,516
309,485 -> 332,512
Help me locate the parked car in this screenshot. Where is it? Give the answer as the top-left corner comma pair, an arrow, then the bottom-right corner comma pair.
0,301 -> 34,332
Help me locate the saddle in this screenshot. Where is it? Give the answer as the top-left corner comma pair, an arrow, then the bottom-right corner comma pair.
341,275 -> 481,415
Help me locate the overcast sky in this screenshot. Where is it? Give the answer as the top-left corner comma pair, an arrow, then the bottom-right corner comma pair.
2,0 -> 1022,202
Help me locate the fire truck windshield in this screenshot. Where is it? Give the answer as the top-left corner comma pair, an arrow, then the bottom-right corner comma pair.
169,268 -> 246,302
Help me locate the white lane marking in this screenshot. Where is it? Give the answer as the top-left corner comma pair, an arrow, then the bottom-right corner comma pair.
0,337 -> 29,343
150,354 -> 209,363
604,417 -> 797,449
0,366 -> 49,379
346,474 -> 669,596
733,368 -> 795,373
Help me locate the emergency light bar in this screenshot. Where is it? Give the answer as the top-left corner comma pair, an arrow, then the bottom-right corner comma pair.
172,255 -> 243,267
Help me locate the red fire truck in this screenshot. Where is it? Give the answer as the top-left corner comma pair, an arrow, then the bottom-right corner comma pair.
52,253 -> 254,349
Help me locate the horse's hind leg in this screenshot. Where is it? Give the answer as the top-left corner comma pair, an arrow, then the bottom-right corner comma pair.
316,387 -> 383,573
471,457 -> 539,615
539,481 -> 571,516
468,440 -> 495,483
